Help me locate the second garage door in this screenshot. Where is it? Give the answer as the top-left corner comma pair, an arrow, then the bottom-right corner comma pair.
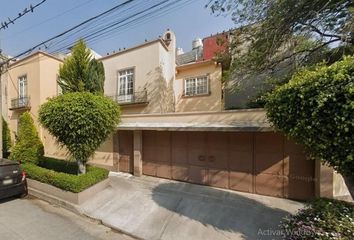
142,130 -> 315,200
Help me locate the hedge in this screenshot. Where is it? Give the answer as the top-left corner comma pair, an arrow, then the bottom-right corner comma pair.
266,56 -> 354,177
39,157 -> 78,175
281,198 -> 354,239
21,162 -> 109,193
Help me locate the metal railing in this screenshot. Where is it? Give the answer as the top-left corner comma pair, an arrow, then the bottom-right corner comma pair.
10,96 -> 30,110
108,90 -> 148,105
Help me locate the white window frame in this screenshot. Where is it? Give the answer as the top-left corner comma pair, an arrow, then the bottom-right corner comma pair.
18,75 -> 27,99
184,75 -> 209,96
117,68 -> 135,102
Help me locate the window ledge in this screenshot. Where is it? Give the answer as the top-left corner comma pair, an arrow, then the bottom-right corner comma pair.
182,92 -> 211,98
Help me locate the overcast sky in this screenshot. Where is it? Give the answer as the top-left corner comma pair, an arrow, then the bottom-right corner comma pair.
0,0 -> 234,57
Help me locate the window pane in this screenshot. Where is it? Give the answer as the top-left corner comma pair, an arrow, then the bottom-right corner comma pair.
118,68 -> 134,96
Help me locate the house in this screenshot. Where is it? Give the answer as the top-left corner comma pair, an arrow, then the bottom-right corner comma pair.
1,30 -> 348,201
98,30 -> 346,201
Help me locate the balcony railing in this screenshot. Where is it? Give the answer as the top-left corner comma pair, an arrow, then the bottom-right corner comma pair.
10,96 -> 30,110
108,90 -> 148,105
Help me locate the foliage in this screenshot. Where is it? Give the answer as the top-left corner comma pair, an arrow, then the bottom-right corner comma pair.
9,112 -> 44,165
39,157 -> 77,175
58,40 -> 105,94
38,92 -> 120,173
2,117 -> 12,157
21,161 -> 109,193
208,0 -> 353,74
266,56 -> 354,177
281,198 -> 354,239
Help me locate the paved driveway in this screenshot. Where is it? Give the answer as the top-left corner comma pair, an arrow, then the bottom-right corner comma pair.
81,174 -> 304,240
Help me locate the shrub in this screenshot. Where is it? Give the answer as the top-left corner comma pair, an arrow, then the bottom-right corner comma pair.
281,198 -> 354,239
21,162 -> 109,193
2,117 -> 12,158
266,56 -> 354,177
10,112 -> 44,165
38,92 -> 120,174
39,157 -> 77,175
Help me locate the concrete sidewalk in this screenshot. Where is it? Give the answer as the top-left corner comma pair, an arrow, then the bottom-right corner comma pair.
81,173 -> 304,240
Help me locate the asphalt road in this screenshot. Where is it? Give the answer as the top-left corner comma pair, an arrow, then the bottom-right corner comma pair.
0,197 -> 135,240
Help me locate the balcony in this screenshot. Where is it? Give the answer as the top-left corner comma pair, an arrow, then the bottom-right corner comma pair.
109,91 -> 148,106
10,96 -> 30,110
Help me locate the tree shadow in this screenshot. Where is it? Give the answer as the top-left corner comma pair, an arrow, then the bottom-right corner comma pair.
151,181 -> 300,240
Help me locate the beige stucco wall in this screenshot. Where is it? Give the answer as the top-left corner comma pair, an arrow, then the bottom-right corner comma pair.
175,62 -> 222,112
102,33 -> 176,115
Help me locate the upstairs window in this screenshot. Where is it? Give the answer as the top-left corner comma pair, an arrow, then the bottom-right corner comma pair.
18,75 -> 27,99
184,76 -> 209,96
118,68 -> 134,96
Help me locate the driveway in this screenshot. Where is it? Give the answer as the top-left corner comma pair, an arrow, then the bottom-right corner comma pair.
0,197 -> 134,240
81,173 -> 304,240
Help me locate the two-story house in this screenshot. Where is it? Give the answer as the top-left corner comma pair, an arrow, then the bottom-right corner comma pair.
97,30 -> 331,201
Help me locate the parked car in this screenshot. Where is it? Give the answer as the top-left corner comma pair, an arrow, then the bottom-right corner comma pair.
0,158 -> 27,200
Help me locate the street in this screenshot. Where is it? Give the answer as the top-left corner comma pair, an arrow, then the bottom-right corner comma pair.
0,197 -> 134,240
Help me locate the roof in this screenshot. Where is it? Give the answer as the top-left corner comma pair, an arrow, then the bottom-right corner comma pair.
176,59 -> 216,71
118,109 -> 272,132
99,38 -> 169,61
176,46 -> 203,65
9,51 -> 63,68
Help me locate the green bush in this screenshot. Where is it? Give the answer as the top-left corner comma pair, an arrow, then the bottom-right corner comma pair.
38,92 -> 120,174
281,198 -> 354,239
10,112 -> 44,165
21,162 -> 109,193
39,157 -> 78,175
266,56 -> 354,177
2,117 -> 12,158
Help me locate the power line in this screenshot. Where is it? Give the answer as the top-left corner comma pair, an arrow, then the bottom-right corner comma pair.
0,0 -> 135,67
0,0 -> 49,31
3,0 -> 96,40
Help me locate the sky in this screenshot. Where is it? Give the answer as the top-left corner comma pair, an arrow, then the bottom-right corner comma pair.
0,0 -> 235,57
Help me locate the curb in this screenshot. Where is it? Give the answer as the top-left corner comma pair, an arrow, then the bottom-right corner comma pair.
28,187 -> 142,240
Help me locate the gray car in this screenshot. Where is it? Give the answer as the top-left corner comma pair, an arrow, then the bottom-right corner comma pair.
0,158 -> 27,200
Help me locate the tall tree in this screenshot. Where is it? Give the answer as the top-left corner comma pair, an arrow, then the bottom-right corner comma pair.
208,0 -> 353,74
58,40 -> 105,94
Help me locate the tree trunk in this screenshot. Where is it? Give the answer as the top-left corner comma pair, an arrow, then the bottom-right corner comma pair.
77,159 -> 86,175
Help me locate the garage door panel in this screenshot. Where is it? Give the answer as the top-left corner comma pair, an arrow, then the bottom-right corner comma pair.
209,169 -> 229,189
229,133 -> 253,152
284,139 -> 305,154
156,163 -> 171,179
229,151 -> 253,172
230,171 -> 253,193
256,174 -> 284,198
143,162 -> 156,176
172,165 -> 189,181
118,156 -> 131,173
287,154 -> 315,177
118,131 -> 133,173
188,166 -> 207,185
255,153 -> 284,175
255,132 -> 283,153
284,176 -> 315,200
188,132 -> 206,165
171,132 -> 188,164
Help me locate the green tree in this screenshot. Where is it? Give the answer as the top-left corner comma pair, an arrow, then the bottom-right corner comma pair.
58,40 -> 105,94
38,92 -> 120,174
208,0 -> 353,74
266,56 -> 354,179
9,112 -> 44,165
2,117 -> 12,158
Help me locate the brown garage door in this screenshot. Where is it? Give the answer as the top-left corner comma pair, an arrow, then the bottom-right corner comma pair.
141,131 -> 315,200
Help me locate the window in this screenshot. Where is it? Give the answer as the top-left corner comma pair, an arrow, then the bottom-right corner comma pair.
18,76 -> 27,99
184,76 -> 208,96
118,68 -> 134,96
